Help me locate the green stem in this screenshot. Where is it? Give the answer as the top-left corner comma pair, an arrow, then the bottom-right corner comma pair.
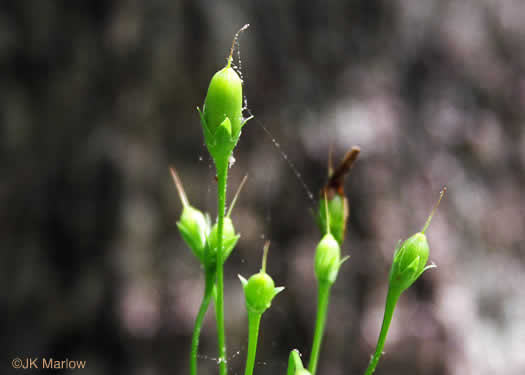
190,271 -> 215,375
287,350 -> 305,375
308,281 -> 331,375
244,312 -> 262,375
215,159 -> 229,375
364,287 -> 401,375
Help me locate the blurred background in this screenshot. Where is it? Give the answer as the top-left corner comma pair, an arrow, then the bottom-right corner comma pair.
2,1 -> 525,374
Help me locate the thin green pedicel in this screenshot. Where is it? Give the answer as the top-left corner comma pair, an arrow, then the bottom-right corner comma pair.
308,281 -> 331,375
363,288 -> 400,375
244,312 -> 262,375
215,160 -> 229,375
190,270 -> 216,375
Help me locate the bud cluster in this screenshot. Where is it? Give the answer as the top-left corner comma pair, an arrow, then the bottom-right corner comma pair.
171,167 -> 241,269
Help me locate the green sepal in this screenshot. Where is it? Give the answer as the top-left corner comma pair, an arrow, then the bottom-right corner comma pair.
238,274 -> 248,288
237,115 -> 253,138
421,263 -> 437,275
198,106 -> 214,146
198,107 -> 238,164
213,117 -> 235,159
223,235 -> 240,262
273,286 -> 285,299
406,255 -> 420,275
340,255 -> 350,266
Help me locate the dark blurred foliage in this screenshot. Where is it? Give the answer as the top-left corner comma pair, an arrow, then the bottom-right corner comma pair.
2,1 -> 525,375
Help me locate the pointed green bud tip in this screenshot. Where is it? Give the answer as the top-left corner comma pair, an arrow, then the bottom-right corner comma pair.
314,233 -> 342,284
207,217 -> 239,265
176,205 -> 210,264
317,195 -> 347,245
389,232 -> 433,294
240,272 -> 284,314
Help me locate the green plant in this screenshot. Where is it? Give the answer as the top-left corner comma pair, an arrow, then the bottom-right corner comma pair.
309,147 -> 359,375
172,27 -> 445,375
239,242 -> 284,375
196,25 -> 253,375
364,187 -> 446,375
171,168 -> 246,375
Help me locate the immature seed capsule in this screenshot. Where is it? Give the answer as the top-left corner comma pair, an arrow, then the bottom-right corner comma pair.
171,167 -> 210,264
203,66 -> 243,138
199,29 -> 252,164
242,272 -> 278,314
314,233 -> 342,284
389,233 -> 432,295
239,242 -> 284,314
317,194 -> 347,246
177,205 -> 210,264
207,217 -> 239,265
316,147 -> 360,245
388,187 -> 446,296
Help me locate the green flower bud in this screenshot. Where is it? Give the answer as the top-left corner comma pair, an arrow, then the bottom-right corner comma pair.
239,273 -> 280,314
204,66 -> 242,137
171,167 -> 211,264
317,194 -> 347,246
239,242 -> 284,314
388,187 -> 446,296
316,147 -> 359,245
389,233 -> 434,295
207,217 -> 239,265
177,205 -> 210,264
198,37 -> 252,164
314,233 -> 346,284
296,370 -> 312,375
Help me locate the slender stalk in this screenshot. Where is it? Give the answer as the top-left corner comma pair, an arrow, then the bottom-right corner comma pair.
364,287 -> 401,375
287,349 -> 305,375
244,312 -> 262,375
215,159 -> 229,375
190,271 -> 215,375
308,281 -> 331,375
